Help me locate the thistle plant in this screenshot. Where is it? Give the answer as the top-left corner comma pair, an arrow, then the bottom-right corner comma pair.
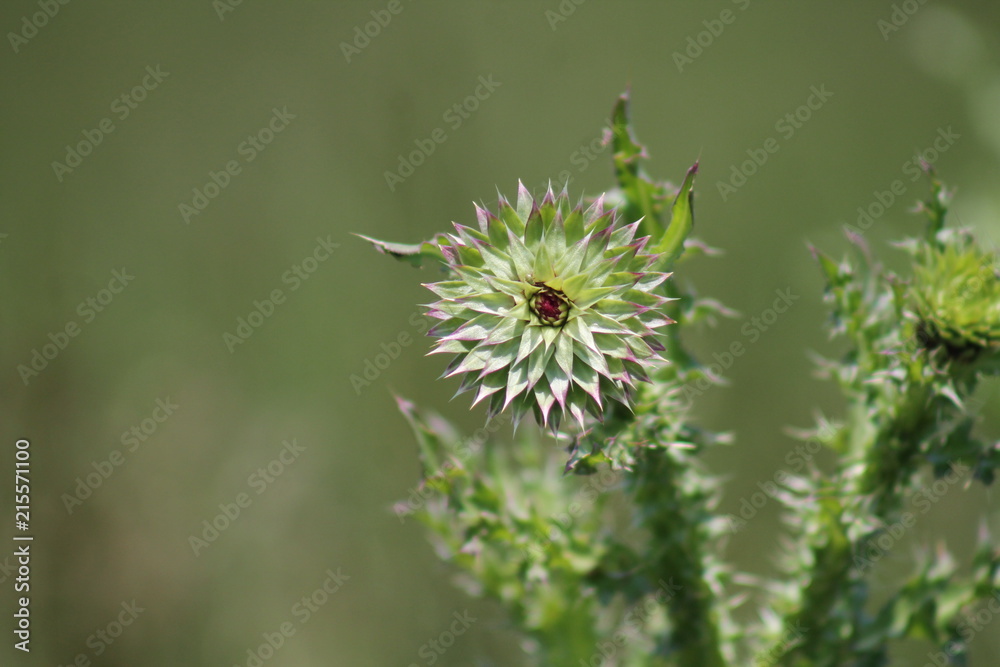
361,94 -> 1000,665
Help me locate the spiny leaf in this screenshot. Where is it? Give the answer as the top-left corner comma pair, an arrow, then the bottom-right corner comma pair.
653,161 -> 698,266
355,233 -> 447,268
608,91 -> 668,239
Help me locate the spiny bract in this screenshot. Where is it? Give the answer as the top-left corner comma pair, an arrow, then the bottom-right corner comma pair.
424,181 -> 673,431
910,232 -> 1000,358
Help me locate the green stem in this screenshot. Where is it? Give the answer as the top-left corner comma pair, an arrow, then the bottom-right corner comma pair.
772,499 -> 854,666
771,366 -> 973,664
628,446 -> 727,667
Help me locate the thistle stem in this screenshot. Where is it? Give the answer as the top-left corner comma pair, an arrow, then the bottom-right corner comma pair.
628,446 -> 728,667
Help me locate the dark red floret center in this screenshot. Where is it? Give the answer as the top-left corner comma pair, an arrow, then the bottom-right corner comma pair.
530,286 -> 570,326
535,292 -> 564,320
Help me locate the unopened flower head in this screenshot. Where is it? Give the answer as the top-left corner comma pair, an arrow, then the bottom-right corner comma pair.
423,181 -> 673,431
910,234 -> 1000,358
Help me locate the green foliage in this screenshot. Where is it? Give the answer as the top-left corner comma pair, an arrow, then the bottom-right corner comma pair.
395,395 -> 658,665
365,96 -> 1000,665
760,174 -> 1000,666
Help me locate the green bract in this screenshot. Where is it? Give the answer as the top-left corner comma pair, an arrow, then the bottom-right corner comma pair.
424,182 -> 673,431
910,232 -> 1000,357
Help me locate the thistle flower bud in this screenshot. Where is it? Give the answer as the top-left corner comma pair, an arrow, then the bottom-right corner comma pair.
910,233 -> 1000,360
423,181 -> 674,431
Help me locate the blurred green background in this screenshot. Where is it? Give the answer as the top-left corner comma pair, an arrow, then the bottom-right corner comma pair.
2,1 -> 1000,665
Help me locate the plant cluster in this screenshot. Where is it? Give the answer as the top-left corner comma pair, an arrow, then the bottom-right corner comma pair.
362,93 -> 1000,666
